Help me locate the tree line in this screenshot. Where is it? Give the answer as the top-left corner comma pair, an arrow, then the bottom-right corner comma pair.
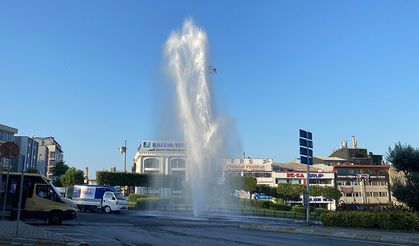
96,171 -> 182,188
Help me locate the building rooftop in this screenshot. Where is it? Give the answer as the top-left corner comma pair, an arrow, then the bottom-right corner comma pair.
316,156 -> 347,161
0,124 -> 18,134
273,162 -> 323,172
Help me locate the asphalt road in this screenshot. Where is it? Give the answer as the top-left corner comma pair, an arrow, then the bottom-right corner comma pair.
29,210 -> 409,246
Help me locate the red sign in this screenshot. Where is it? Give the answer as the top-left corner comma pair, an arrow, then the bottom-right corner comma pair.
287,173 -> 305,178
0,142 -> 19,159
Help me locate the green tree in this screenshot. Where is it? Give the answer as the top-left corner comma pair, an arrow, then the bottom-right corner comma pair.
310,186 -> 341,201
276,183 -> 304,201
225,176 -> 257,193
53,161 -> 69,177
96,171 -> 181,189
255,185 -> 277,197
52,161 -> 70,186
60,167 -> 84,187
387,143 -> 419,211
321,186 -> 342,201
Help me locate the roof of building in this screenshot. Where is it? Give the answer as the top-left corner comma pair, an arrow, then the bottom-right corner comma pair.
333,164 -> 390,170
0,124 -> 18,134
273,162 -> 323,172
316,156 -> 347,161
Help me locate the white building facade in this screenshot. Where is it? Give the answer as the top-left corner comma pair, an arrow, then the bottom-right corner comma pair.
133,141 -> 187,194
34,137 -> 63,178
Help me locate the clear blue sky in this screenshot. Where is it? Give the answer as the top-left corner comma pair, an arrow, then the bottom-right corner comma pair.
1,1 -> 419,177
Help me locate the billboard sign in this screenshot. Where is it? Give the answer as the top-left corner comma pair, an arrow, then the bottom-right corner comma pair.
234,189 -> 250,199
80,186 -> 96,199
140,141 -> 185,151
223,158 -> 273,172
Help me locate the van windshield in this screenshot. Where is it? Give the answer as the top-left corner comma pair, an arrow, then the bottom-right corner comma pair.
49,182 -> 63,198
114,192 -> 124,200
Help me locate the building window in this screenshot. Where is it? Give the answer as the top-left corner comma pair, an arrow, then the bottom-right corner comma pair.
311,179 -> 332,185
336,169 -> 360,175
144,158 -> 160,169
172,170 -> 185,180
170,158 -> 185,169
276,178 -> 287,184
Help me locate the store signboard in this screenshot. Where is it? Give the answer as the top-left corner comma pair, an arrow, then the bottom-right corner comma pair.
336,174 -> 386,179
308,197 -> 334,203
223,158 -> 273,172
140,141 -> 185,151
276,172 -> 334,179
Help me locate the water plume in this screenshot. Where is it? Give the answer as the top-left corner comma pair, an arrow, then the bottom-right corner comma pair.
165,18 -> 223,216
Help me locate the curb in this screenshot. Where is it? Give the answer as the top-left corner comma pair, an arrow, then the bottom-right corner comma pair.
0,235 -> 84,246
240,224 -> 419,245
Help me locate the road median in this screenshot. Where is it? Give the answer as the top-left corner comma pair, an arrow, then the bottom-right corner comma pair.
240,224 -> 419,245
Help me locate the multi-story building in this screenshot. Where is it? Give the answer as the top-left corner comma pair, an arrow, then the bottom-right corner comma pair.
317,137 -> 391,206
0,124 -> 18,170
334,165 -> 391,205
12,136 -> 39,172
273,162 -> 336,210
34,137 -> 63,178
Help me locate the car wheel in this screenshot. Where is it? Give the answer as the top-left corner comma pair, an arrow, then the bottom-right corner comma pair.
104,206 -> 111,214
48,212 -> 63,225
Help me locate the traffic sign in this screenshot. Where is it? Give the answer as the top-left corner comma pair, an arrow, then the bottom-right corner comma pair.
300,147 -> 313,157
299,129 -> 312,140
0,142 -> 19,159
299,129 -> 313,165
299,138 -> 313,148
300,156 -> 313,165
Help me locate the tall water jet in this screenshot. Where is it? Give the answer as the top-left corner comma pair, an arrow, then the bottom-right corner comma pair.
165,19 -> 223,217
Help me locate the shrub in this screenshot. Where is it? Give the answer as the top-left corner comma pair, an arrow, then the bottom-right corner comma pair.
292,205 -> 314,213
292,205 -> 306,214
128,194 -> 149,202
275,198 -> 285,204
320,211 -> 419,231
315,208 -> 330,217
255,200 -> 273,209
270,203 -> 292,211
135,197 -> 170,209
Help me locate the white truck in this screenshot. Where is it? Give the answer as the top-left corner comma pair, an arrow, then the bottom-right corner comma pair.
72,185 -> 128,213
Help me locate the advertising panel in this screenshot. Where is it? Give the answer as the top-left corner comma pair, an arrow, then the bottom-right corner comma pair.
234,189 -> 250,199
80,186 -> 96,199
223,158 -> 273,172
